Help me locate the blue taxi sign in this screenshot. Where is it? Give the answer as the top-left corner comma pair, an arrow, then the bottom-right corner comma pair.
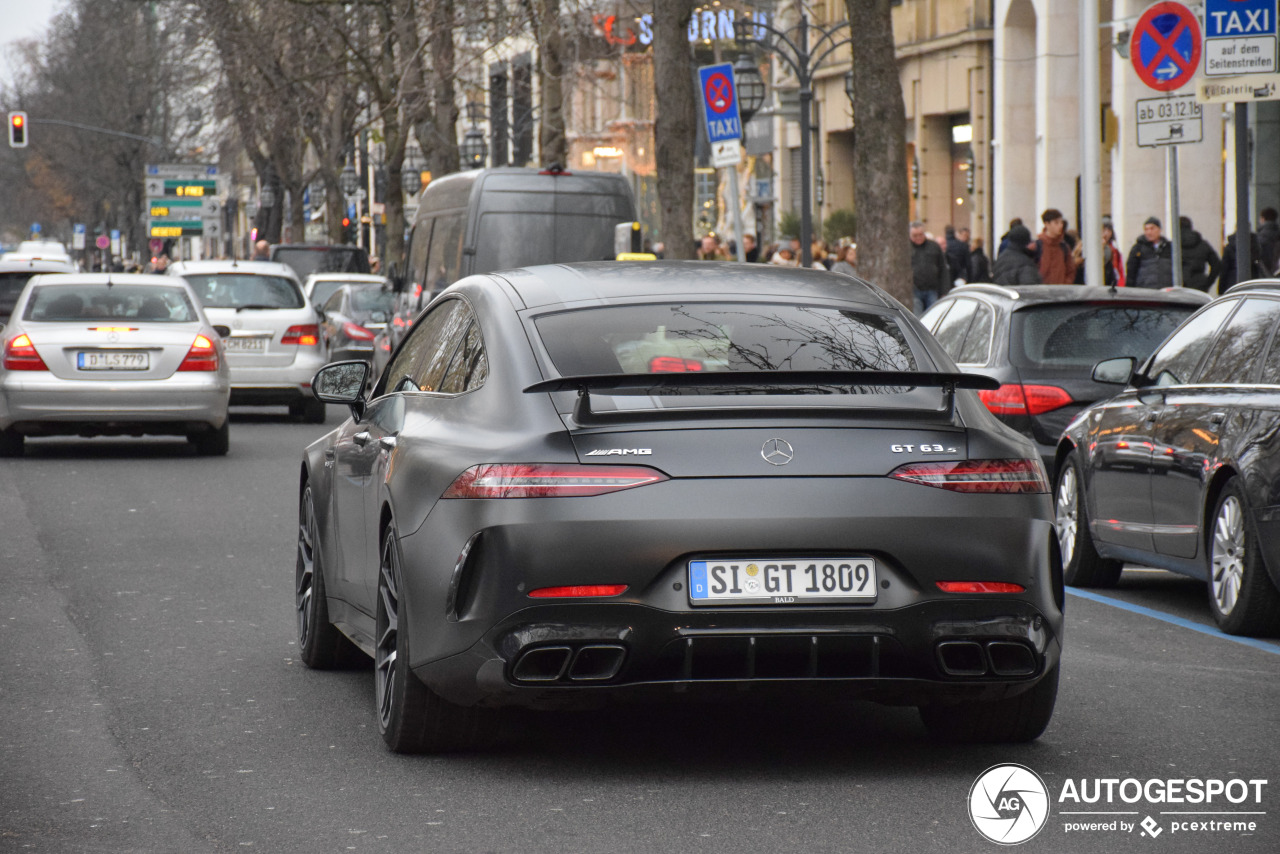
698,63 -> 742,144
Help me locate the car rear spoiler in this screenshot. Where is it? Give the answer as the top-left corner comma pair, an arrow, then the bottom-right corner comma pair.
524,371 -> 1000,426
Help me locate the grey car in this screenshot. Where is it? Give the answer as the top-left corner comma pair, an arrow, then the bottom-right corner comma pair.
0,273 -> 230,456
298,262 -> 1062,753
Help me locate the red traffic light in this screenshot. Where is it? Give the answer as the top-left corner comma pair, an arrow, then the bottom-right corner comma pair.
8,111 -> 28,148
341,216 -> 351,228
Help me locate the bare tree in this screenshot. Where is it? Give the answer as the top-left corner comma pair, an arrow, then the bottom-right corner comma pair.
532,0 -> 567,166
846,0 -> 911,306
652,0 -> 697,260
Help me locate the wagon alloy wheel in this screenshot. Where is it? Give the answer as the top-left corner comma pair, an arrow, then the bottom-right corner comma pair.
1054,464 -> 1079,569
296,488 -> 319,646
295,483 -> 353,668
1056,454 -> 1122,588
375,531 -> 401,732
1206,480 -> 1280,637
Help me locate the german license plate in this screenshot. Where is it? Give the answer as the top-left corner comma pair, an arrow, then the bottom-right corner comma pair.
77,351 -> 149,370
224,337 -> 267,353
689,558 -> 878,605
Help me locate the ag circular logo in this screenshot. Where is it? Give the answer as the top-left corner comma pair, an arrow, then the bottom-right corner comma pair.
968,764 -> 1050,845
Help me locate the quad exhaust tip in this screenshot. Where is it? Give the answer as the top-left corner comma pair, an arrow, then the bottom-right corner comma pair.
512,646 -> 572,682
567,645 -> 626,681
936,640 -> 1037,677
512,644 -> 627,683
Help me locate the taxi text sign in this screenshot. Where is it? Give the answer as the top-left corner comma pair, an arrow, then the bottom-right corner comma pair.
1131,2 -> 1203,91
1203,0 -> 1278,76
698,63 -> 742,145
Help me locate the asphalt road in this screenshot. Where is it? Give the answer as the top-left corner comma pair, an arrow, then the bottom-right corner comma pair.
3,408 -> 1279,854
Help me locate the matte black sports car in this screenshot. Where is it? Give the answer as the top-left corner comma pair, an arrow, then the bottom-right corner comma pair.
1056,282 -> 1280,636
298,261 -> 1063,752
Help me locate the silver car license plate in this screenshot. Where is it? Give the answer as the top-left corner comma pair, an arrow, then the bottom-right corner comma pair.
77,351 -> 149,370
224,337 -> 267,353
689,558 -> 878,605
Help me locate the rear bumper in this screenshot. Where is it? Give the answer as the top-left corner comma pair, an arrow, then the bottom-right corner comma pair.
391,476 -> 1062,710
227,351 -> 326,404
0,372 -> 228,432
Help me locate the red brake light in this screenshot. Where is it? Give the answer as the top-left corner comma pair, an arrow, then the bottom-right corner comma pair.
978,384 -> 1072,416
936,581 -> 1026,594
442,464 -> 668,498
178,334 -> 219,371
3,334 -> 48,371
393,315 -> 406,327
649,356 -> 703,372
282,324 -> 320,346
528,585 -> 629,598
342,321 -> 375,341
889,459 -> 1050,493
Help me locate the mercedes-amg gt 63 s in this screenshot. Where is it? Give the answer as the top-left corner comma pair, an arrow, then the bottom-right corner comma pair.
297,261 -> 1063,752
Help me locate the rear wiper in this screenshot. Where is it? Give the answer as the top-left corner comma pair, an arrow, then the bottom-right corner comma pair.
235,304 -> 281,312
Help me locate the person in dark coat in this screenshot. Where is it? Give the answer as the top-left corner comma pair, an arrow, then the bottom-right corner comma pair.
1126,217 -> 1174,288
946,226 -> 972,285
990,224 -> 1041,285
1258,208 -> 1279,275
1220,231 -> 1269,292
968,237 -> 991,283
997,218 -> 1024,258
910,221 -> 950,313
1178,216 -> 1221,292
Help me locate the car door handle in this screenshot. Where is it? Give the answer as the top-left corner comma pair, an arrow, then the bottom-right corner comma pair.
324,449 -> 335,460
1143,412 -> 1158,423
378,436 -> 397,451
353,431 -> 371,446
1209,411 -> 1227,426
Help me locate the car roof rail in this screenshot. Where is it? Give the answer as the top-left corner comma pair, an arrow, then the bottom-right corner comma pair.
953,283 -> 1020,300
1223,279 -> 1280,295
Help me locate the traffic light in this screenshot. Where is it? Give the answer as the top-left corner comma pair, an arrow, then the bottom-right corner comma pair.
341,215 -> 354,242
8,111 -> 28,148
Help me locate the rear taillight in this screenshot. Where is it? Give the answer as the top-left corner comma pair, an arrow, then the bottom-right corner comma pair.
978,383 -> 1072,416
3,334 -> 48,371
649,356 -> 703,372
937,581 -> 1026,594
282,324 -> 320,346
528,585 -> 629,598
342,321 -> 375,341
889,459 -> 1049,493
442,464 -> 668,498
177,334 -> 219,371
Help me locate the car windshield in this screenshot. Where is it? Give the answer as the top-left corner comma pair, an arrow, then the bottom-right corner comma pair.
535,302 -> 918,378
24,284 -> 199,322
182,274 -> 304,309
350,286 -> 394,315
1010,303 -> 1197,369
273,247 -> 370,278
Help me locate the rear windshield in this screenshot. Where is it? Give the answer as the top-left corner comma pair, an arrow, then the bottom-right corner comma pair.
309,280 -> 346,307
473,213 -> 619,272
1,272 -> 39,323
350,286 -> 394,315
183,274 -> 304,309
25,285 -> 199,322
272,247 -> 370,278
535,303 -> 918,376
1010,303 -> 1196,369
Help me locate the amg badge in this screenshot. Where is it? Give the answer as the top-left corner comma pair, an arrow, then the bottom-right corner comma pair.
585,448 -> 652,456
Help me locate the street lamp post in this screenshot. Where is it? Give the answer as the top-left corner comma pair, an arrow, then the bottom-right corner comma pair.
730,54 -> 767,262
736,14 -> 852,267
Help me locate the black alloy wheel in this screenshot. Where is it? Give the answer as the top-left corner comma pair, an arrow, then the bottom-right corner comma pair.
375,521 -> 499,753
296,483 -> 354,667
918,664 -> 1060,743
1207,479 -> 1280,637
1055,454 -> 1122,588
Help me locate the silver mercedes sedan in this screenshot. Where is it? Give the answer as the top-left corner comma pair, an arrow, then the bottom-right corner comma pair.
0,273 -> 230,456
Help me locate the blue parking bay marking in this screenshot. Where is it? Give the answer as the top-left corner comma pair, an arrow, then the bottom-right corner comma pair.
690,561 -> 709,599
1066,588 -> 1280,655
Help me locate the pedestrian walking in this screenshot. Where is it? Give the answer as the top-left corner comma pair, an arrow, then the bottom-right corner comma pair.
910,220 -> 950,313
967,237 -> 991,283
1102,218 -> 1125,287
990,224 -> 1041,285
1034,209 -> 1076,284
1220,231 -> 1268,292
742,233 -> 760,263
831,244 -> 858,276
1125,217 -> 1174,289
250,239 -> 270,261
997,218 -> 1024,257
1259,207 -> 1279,275
946,226 -> 972,286
1178,216 -> 1221,292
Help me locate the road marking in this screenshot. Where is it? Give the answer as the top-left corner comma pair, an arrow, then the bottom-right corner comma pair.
1066,588 -> 1280,655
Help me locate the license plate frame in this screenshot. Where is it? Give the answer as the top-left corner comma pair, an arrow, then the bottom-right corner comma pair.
77,351 -> 150,371
688,557 -> 878,606
223,336 -> 267,353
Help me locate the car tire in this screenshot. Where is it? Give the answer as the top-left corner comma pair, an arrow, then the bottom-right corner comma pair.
296,483 -> 361,668
918,664 -> 1059,744
1207,479 -> 1280,637
190,421 -> 230,456
375,521 -> 499,753
293,397 -> 327,424
1055,454 -> 1122,588
0,428 -> 24,457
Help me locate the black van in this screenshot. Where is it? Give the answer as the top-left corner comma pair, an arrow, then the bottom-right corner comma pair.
271,244 -> 371,279
395,167 -> 636,332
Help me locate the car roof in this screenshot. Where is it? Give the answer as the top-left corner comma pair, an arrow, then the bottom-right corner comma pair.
27,273 -> 188,287
168,260 -> 299,280
305,273 -> 388,285
946,283 -> 1213,307
489,261 -> 895,310
0,259 -> 76,273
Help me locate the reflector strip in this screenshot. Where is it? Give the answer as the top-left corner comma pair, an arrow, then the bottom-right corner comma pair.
528,585 -> 628,598
936,581 -> 1026,594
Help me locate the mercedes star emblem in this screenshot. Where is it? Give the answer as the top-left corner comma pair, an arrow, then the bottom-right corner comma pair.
761,438 -> 794,466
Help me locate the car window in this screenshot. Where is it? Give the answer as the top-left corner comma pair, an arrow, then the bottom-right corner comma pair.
437,321 -> 489,394
424,213 -> 465,297
323,290 -> 345,315
310,280 -> 344,307
1197,298 -> 1280,384
1,271 -> 40,324
534,302 -> 917,375
931,298 -> 978,361
350,286 -> 393,314
25,284 -> 198,322
1010,302 -> 1198,368
182,274 -> 303,309
1144,299 -> 1237,387
272,246 -> 369,278
382,299 -> 465,393
919,300 -> 952,333
957,302 -> 994,364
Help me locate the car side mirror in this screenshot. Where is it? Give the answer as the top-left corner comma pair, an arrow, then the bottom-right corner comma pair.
212,325 -> 231,338
312,360 -> 370,420
1092,356 -> 1136,385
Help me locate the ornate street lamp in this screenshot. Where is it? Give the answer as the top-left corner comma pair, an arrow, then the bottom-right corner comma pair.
733,54 -> 766,124
461,128 -> 486,168
339,163 -> 359,197
736,14 -> 853,267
